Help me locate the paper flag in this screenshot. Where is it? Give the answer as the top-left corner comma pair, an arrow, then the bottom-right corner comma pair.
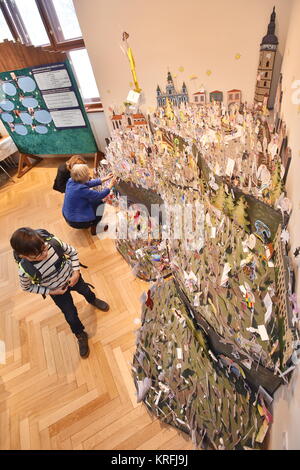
220,263 -> 231,286
225,158 -> 235,178
176,348 -> 183,360
281,229 -> 290,244
137,377 -> 152,402
263,293 -> 273,324
255,419 -> 269,443
194,292 -> 201,307
258,325 -> 269,341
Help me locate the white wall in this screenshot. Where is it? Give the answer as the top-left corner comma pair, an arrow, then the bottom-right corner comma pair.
87,112 -> 110,152
269,0 -> 300,450
74,0 -> 292,130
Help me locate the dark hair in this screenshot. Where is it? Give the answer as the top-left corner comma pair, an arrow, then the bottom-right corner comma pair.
10,228 -> 45,256
66,155 -> 87,170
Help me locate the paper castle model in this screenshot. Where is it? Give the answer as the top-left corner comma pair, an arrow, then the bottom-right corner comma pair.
157,72 -> 189,107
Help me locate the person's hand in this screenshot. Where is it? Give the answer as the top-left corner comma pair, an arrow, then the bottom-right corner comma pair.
102,172 -> 113,183
68,270 -> 80,287
50,285 -> 68,296
109,177 -> 117,189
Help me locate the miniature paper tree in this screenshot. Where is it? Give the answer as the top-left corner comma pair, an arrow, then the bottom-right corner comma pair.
270,159 -> 284,205
271,181 -> 284,206
232,196 -> 250,231
212,184 -> 226,211
225,192 -> 235,217
271,159 -> 281,187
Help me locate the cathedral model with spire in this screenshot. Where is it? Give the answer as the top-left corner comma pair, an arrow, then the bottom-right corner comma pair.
157,71 -> 189,107
254,7 -> 278,109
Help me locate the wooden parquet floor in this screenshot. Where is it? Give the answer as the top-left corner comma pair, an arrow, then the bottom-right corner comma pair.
0,158 -> 193,450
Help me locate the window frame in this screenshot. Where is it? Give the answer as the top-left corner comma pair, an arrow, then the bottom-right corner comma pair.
36,0 -> 85,51
0,0 -> 24,42
0,0 -> 102,110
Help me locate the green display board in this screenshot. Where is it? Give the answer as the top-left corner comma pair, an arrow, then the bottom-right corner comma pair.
0,60 -> 98,154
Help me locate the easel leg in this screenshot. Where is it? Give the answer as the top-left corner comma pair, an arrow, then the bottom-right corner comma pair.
17,153 -> 43,178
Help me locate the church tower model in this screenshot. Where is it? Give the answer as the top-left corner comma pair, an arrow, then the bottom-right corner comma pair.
254,7 -> 278,109
157,72 -> 189,107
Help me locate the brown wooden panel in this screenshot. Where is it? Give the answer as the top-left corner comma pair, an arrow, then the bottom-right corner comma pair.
0,41 -> 67,73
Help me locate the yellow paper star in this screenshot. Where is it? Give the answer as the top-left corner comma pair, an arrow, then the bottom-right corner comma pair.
178,66 -> 184,72
189,75 -> 198,80
235,53 -> 241,60
206,70 -> 212,76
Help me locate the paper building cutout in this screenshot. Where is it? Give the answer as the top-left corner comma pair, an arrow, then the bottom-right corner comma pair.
227,89 -> 242,107
254,7 -> 278,108
192,89 -> 206,105
157,72 -> 189,107
111,112 -> 147,130
209,90 -> 223,102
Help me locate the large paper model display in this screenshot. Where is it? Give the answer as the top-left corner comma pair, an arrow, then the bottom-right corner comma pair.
100,86 -> 299,448
99,10 -> 298,448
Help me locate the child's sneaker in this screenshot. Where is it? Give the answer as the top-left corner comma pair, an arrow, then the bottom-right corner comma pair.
75,331 -> 90,358
92,298 -> 110,311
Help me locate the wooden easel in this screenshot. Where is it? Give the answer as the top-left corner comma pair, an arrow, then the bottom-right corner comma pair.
17,153 -> 43,178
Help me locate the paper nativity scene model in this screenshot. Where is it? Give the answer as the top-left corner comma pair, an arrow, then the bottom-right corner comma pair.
99,9 -> 299,449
